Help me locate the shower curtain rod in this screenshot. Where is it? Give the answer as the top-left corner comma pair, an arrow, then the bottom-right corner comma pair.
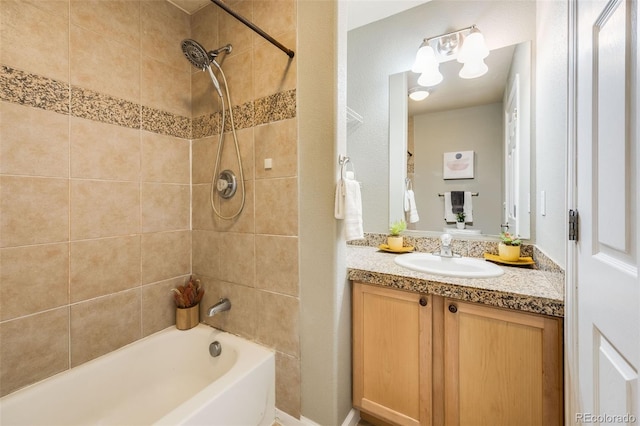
210,0 -> 295,58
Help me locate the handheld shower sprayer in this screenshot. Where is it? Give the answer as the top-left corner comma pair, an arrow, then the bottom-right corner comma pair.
205,65 -> 223,98
180,39 -> 246,220
181,39 -> 231,99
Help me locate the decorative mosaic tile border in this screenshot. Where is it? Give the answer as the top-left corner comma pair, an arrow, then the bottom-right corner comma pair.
1,66 -> 69,114
192,89 -> 297,139
2,65 -> 199,139
71,86 -> 140,129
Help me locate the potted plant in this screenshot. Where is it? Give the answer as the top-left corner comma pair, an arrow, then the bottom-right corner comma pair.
498,232 -> 522,261
172,276 -> 204,330
388,219 -> 407,251
456,212 -> 466,229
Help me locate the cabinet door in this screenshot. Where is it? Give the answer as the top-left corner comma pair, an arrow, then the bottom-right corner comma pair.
352,282 -> 432,426
443,299 -> 563,426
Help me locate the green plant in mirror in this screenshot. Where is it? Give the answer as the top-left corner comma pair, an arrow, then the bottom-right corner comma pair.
389,219 -> 407,236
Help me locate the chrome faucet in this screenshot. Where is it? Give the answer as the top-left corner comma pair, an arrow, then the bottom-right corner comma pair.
439,233 -> 454,258
207,298 -> 231,317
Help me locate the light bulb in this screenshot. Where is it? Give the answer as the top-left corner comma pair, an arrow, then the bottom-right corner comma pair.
417,66 -> 443,87
457,28 -> 489,63
411,44 -> 437,73
409,88 -> 429,101
459,58 -> 488,79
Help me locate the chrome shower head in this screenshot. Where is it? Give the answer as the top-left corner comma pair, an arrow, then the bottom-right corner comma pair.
181,39 -> 210,70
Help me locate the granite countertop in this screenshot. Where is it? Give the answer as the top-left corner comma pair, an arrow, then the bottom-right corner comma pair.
347,246 -> 564,317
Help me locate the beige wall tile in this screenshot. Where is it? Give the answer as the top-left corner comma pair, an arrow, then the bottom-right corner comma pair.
141,0 -> 190,73
221,127 -> 255,181
70,289 -> 141,367
192,137 -> 216,184
190,3 -> 219,58
0,0 -> 69,82
142,275 -> 190,336
70,180 -> 140,240
276,352 -> 301,418
191,70 -> 222,118
192,183 -> 216,230
254,118 -> 297,179
255,177 -> 297,235
70,0 -> 140,50
200,278 -> 257,339
217,0 -> 253,57
70,236 -> 141,303
20,0 -> 69,18
192,230 -> 221,279
141,131 -> 190,184
0,243 -> 69,321
141,230 -> 191,284
0,307 -> 69,397
70,117 -> 141,181
255,235 -> 298,296
253,32 -> 296,100
0,102 -> 69,177
223,50 -> 254,107
255,290 -> 299,356
141,56 -> 191,117
214,179 -> 255,234
253,0 -> 296,39
70,24 -> 140,102
142,183 -> 190,233
219,232 -> 255,286
0,176 -> 69,247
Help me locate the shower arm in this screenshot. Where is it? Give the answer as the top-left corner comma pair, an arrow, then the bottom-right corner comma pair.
210,0 -> 295,59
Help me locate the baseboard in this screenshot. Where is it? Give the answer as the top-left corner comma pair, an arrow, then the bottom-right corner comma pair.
275,408 -> 360,426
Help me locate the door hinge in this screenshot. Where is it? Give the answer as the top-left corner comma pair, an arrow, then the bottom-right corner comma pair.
569,209 -> 579,241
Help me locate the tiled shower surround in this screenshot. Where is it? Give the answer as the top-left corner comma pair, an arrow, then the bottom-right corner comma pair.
0,0 -> 301,417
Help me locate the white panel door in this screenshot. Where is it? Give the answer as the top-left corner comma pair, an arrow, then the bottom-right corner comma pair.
575,0 -> 639,422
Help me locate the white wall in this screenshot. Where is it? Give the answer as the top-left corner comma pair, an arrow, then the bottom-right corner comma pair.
299,0 -> 352,424
535,0 -> 568,268
413,103 -> 503,233
348,0 -> 536,233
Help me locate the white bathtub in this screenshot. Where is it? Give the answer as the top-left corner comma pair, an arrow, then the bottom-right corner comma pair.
0,324 -> 275,426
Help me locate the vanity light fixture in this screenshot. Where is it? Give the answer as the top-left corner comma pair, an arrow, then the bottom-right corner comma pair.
408,87 -> 430,101
411,25 -> 489,86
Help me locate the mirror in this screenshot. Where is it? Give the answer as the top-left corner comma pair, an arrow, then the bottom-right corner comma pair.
389,41 -> 531,238
347,0 -> 536,238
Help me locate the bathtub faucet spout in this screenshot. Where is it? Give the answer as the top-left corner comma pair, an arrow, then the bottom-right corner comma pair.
207,298 -> 231,317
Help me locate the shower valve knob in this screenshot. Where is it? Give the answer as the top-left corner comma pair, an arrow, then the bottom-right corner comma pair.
217,179 -> 229,191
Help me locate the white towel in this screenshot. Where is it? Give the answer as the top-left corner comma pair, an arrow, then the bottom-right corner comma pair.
335,178 -> 364,241
334,179 -> 346,219
404,189 -> 420,223
444,191 -> 473,223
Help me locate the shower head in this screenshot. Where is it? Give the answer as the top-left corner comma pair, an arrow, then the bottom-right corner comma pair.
181,39 -> 210,70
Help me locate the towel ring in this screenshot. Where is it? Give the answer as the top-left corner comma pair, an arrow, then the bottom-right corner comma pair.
339,155 -> 355,180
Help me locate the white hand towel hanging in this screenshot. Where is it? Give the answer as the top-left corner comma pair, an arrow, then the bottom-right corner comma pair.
404,189 -> 420,223
444,192 -> 457,222
335,177 -> 364,241
463,191 -> 473,223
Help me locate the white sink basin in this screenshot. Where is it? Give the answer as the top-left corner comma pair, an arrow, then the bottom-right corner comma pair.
394,253 -> 504,278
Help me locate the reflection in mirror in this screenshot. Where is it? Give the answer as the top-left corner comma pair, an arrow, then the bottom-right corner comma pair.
390,41 -> 531,238
347,0 -> 536,239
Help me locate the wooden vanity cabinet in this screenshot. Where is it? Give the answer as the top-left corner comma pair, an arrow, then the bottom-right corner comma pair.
443,298 -> 563,425
352,283 -> 564,426
352,282 -> 433,426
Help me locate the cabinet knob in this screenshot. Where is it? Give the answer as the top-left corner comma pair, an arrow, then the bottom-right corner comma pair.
419,297 -> 427,306
448,304 -> 458,313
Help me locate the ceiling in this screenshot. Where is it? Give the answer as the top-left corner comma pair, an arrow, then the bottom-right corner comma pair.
166,0 -> 210,14
166,0 -> 430,29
